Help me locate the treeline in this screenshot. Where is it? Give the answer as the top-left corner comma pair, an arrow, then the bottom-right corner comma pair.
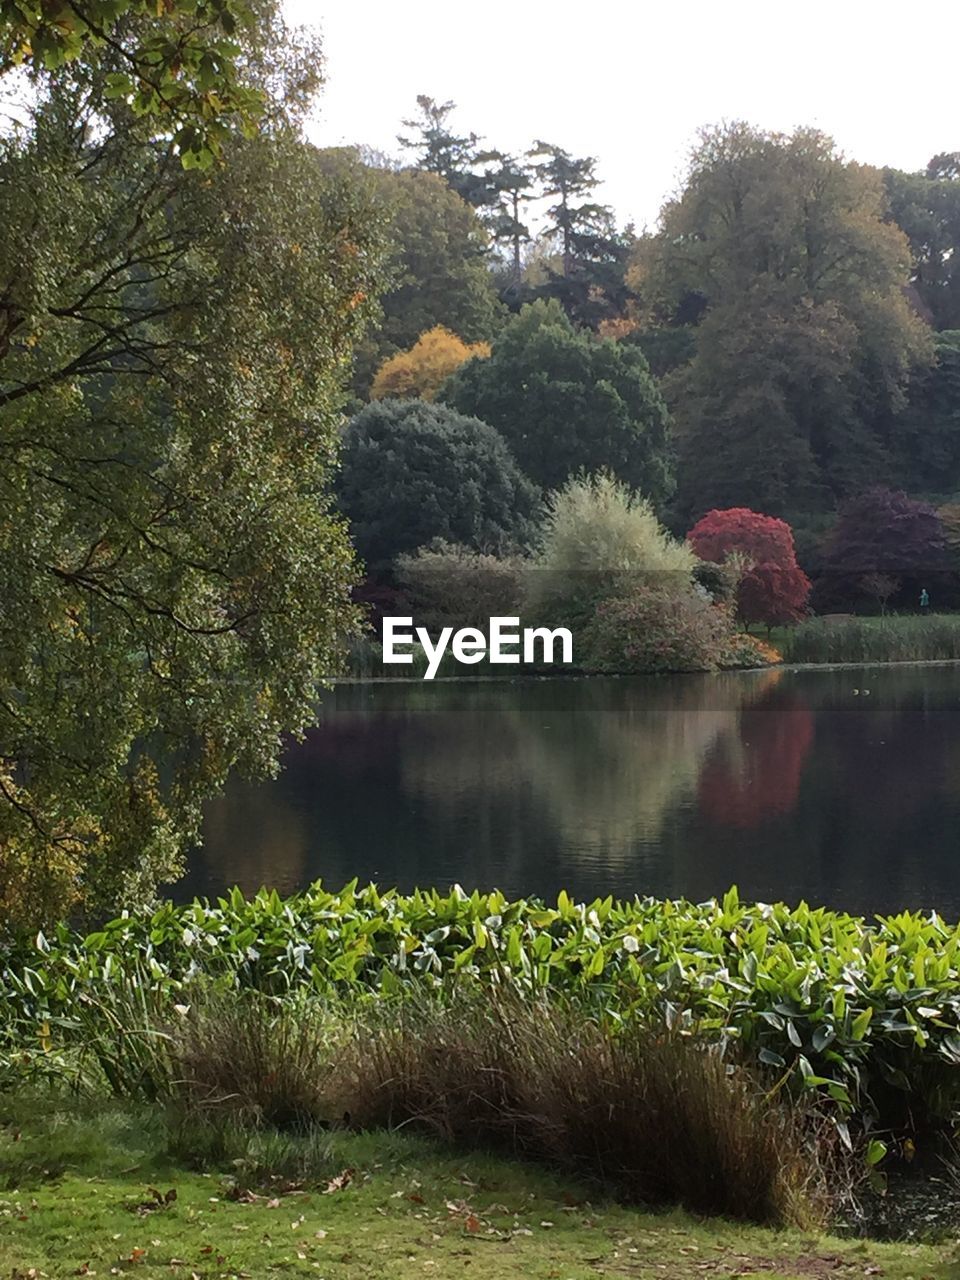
333,101 -> 960,582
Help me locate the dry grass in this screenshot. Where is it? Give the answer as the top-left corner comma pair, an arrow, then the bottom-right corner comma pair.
251,993 -> 832,1227
160,988 -> 837,1226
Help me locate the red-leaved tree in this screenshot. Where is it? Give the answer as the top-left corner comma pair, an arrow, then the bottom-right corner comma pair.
688,507 -> 811,627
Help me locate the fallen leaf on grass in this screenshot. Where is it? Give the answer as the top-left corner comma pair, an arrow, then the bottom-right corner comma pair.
322,1169 -> 354,1194
128,1187 -> 176,1216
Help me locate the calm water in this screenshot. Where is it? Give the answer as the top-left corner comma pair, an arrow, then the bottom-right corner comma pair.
179,667 -> 960,917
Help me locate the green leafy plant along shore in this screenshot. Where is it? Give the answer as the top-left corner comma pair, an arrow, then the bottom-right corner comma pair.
5,883 -> 960,1138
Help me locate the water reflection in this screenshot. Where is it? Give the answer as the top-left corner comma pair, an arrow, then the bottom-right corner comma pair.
182,667 -> 960,916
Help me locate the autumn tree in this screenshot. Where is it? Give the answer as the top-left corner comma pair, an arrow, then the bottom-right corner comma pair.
442,299 -> 673,499
814,489 -> 948,611
688,509 -> 811,627
0,11 -> 386,924
338,400 -> 541,569
334,161 -> 501,395
371,326 -> 490,401
641,124 -> 931,520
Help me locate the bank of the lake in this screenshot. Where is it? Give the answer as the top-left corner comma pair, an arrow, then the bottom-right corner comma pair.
4,1100 -> 954,1279
6,885 -> 960,1262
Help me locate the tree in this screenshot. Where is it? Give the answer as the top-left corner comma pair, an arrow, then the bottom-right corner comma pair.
523,141 -> 632,328
688,508 -> 811,627
885,163 -> 960,331
337,400 -> 541,569
0,24 -> 386,923
442,299 -> 673,500
395,541 -> 524,632
814,488 -> 948,611
641,124 -> 931,520
534,473 -> 739,673
481,151 -> 535,287
580,582 -> 733,674
938,501 -> 960,570
370,326 -> 490,402
860,573 -> 900,616
528,141 -> 612,278
397,95 -> 486,207
888,331 -> 960,492
332,162 -> 501,396
532,472 -> 693,613
1,0 -> 272,166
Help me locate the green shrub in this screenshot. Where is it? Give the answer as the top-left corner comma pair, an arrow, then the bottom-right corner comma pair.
532,472 -> 694,614
395,541 -> 526,632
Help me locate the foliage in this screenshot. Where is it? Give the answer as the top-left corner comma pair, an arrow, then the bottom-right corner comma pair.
813,488 -> 948,612
0,0 -> 270,166
443,300 -> 673,498
579,584 -> 734,674
520,142 -> 631,328
641,124 -> 932,519
343,164 -> 501,395
689,509 -> 811,627
0,59 -> 386,925
938,500 -> 960,569
338,400 -> 541,570
885,163 -> 960,331
10,883 -> 960,1137
371,326 -> 490,402
784,614 -> 960,664
720,633 -> 783,669
889,331 -> 960,492
396,95 -> 487,206
395,541 -> 525,632
530,472 -> 694,614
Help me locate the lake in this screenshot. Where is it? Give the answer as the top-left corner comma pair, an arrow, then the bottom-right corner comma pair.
180,666 -> 960,916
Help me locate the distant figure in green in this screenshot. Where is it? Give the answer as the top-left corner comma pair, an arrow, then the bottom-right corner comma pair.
920,587 -> 930,612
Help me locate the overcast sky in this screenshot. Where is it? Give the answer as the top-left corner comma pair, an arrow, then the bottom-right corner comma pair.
287,0 -> 960,230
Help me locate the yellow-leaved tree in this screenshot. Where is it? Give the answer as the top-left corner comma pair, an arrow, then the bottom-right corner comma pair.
371,326 -> 490,401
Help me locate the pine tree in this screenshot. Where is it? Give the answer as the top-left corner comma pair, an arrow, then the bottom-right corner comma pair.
397,95 -> 487,207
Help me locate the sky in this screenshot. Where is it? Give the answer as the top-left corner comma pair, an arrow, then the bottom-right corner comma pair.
288,0 -> 960,231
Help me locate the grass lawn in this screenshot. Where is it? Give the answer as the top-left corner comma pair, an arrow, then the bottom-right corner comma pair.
0,1102 -> 956,1280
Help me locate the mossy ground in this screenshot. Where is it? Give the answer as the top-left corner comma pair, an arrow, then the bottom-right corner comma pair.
0,1101 -> 955,1280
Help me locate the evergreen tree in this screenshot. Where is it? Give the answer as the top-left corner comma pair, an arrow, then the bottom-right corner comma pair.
338,400 -> 541,569
528,141 -> 613,277
442,299 -> 673,501
397,95 -> 488,207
